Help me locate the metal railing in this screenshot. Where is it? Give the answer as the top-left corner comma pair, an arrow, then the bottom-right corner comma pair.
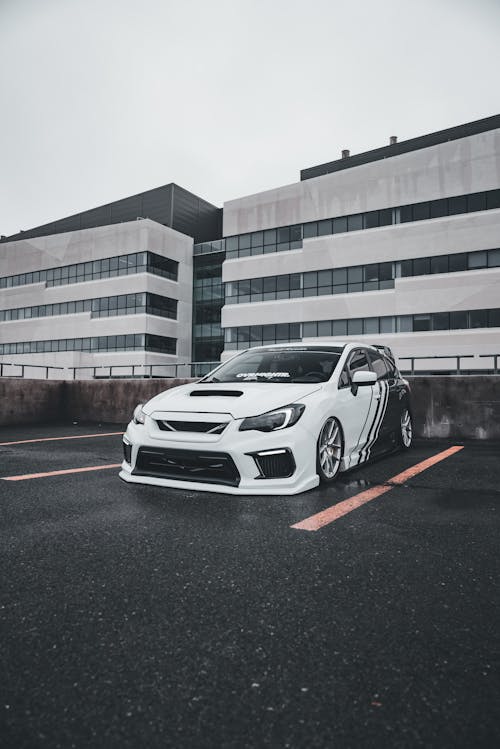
0,361 -> 219,380
0,362 -> 65,378
399,353 -> 500,375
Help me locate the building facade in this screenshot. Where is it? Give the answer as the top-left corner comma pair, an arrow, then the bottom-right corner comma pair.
1,115 -> 500,377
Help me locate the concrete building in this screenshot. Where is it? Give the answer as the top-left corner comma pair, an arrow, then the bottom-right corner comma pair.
1,115 -> 500,377
219,114 -> 500,372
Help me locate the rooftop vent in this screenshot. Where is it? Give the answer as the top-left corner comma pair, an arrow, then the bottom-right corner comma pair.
390,136 -> 397,145
341,149 -> 350,159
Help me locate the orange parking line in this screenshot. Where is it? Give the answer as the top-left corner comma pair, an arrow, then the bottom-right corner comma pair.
0,432 -> 123,446
2,464 -> 122,481
291,445 -> 464,532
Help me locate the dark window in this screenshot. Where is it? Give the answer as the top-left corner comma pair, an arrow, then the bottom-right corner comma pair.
469,310 -> 488,328
369,352 -> 389,380
378,208 -> 392,226
450,311 -> 467,329
432,312 -> 449,330
430,199 -> 448,218
347,214 -> 363,231
413,257 -> 431,276
317,219 -> 332,236
430,255 -> 449,274
449,253 -> 467,272
448,195 -> 467,215
488,249 -> 500,267
303,223 -> 318,239
468,251 -> 487,269
332,217 -> 347,234
413,202 -> 430,221
486,189 -> 500,209
400,205 -> 413,222
364,211 -> 379,229
467,192 -> 487,212
413,314 -> 431,331
489,309 -> 500,327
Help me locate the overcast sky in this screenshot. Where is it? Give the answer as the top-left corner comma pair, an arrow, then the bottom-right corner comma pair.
0,0 -> 499,237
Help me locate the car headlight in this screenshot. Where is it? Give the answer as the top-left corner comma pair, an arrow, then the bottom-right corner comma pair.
133,404 -> 146,425
239,404 -> 305,432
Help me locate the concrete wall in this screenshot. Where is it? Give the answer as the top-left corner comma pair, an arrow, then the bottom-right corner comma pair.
1,376 -> 499,440
0,379 -> 65,426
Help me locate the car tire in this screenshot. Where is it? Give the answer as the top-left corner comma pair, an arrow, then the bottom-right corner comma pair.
399,407 -> 413,449
317,417 -> 343,483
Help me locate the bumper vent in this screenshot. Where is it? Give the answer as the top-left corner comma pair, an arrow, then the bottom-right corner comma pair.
133,447 -> 240,487
250,449 -> 296,479
157,420 -> 228,434
123,440 -> 132,464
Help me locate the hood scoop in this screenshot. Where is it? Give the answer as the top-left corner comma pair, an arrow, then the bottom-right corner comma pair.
189,389 -> 243,397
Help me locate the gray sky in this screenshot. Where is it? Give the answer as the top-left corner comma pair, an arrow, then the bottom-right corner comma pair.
1,0 -> 499,237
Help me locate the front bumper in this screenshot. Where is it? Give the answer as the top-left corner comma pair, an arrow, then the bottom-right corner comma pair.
119,417 -> 319,495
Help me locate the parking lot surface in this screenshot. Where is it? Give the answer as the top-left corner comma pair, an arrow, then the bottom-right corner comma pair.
1,423 -> 499,748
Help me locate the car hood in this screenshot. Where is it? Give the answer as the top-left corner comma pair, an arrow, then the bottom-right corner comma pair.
143,381 -> 323,420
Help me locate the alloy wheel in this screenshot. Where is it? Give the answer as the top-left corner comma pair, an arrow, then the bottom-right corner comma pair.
318,417 -> 343,480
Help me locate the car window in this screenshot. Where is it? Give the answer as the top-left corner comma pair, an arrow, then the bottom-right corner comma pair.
384,356 -> 398,379
369,351 -> 389,380
202,347 -> 343,383
338,349 -> 370,388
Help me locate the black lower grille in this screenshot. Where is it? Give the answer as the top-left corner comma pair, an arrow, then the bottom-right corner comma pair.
251,449 -> 295,479
133,447 -> 240,487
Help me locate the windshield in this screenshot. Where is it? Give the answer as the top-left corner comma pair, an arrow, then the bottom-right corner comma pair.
201,347 -> 344,384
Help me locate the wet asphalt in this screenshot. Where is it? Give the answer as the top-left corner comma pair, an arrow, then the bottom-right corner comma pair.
0,424 -> 499,749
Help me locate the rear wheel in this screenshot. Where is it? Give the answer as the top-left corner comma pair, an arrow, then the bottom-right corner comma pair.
399,408 -> 413,449
317,417 -> 343,483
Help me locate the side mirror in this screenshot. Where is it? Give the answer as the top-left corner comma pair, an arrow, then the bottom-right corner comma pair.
351,370 -> 377,395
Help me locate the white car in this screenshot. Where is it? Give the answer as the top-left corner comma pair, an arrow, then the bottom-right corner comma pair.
119,342 -> 413,495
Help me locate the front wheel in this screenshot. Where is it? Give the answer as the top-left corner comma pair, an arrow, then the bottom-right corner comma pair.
317,417 -> 343,483
399,408 -> 413,449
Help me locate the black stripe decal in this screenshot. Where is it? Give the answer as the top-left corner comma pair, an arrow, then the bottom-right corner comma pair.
365,381 -> 389,461
358,381 -> 386,465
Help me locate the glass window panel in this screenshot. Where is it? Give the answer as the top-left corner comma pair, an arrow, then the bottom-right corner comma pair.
303,223 -> 318,239
318,321 -> 332,337
290,273 -> 301,290
250,278 -> 263,295
488,249 -> 500,267
430,255 -> 449,274
276,275 -> 290,292
277,227 -> 290,243
379,262 -> 393,281
239,234 -> 251,250
263,229 -> 277,245
364,264 -> 379,283
289,323 -> 300,339
488,309 -> 500,327
364,211 -> 379,229
347,266 -> 362,283
380,316 -> 395,333
468,251 -> 487,269
467,192 -> 487,212
400,205 -> 413,223
277,242 -> 290,252
251,231 -> 263,247
303,272 -> 317,289
413,314 -> 431,331
318,270 -> 332,287
469,310 -> 488,328
332,217 -> 347,234
398,316 -> 412,332
239,248 -> 251,258
432,312 -> 449,330
275,323 -> 289,340
450,311 -> 467,329
239,280 -> 251,296
317,219 -> 332,236
448,195 -> 467,215
226,236 -> 238,251
430,198 -> 448,218
263,276 -> 277,293
378,208 -> 392,226
413,257 -> 431,276
413,202 -> 430,221
290,225 -> 302,242
347,319 -> 363,336
449,253 -> 467,272
486,189 -> 500,209
302,322 -> 317,337
262,325 -> 275,342
250,325 -> 262,343
332,268 -> 347,285
347,214 -> 363,231
363,317 -> 379,334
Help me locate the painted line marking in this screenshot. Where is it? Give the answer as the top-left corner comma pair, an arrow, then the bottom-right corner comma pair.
291,445 -> 464,532
0,432 -> 123,446
2,464 -> 122,481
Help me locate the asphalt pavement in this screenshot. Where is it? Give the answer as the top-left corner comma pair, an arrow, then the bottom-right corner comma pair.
0,423 -> 499,748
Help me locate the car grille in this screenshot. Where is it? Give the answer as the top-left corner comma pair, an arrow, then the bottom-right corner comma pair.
156,420 -> 228,434
250,449 -> 296,479
133,447 -> 240,486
